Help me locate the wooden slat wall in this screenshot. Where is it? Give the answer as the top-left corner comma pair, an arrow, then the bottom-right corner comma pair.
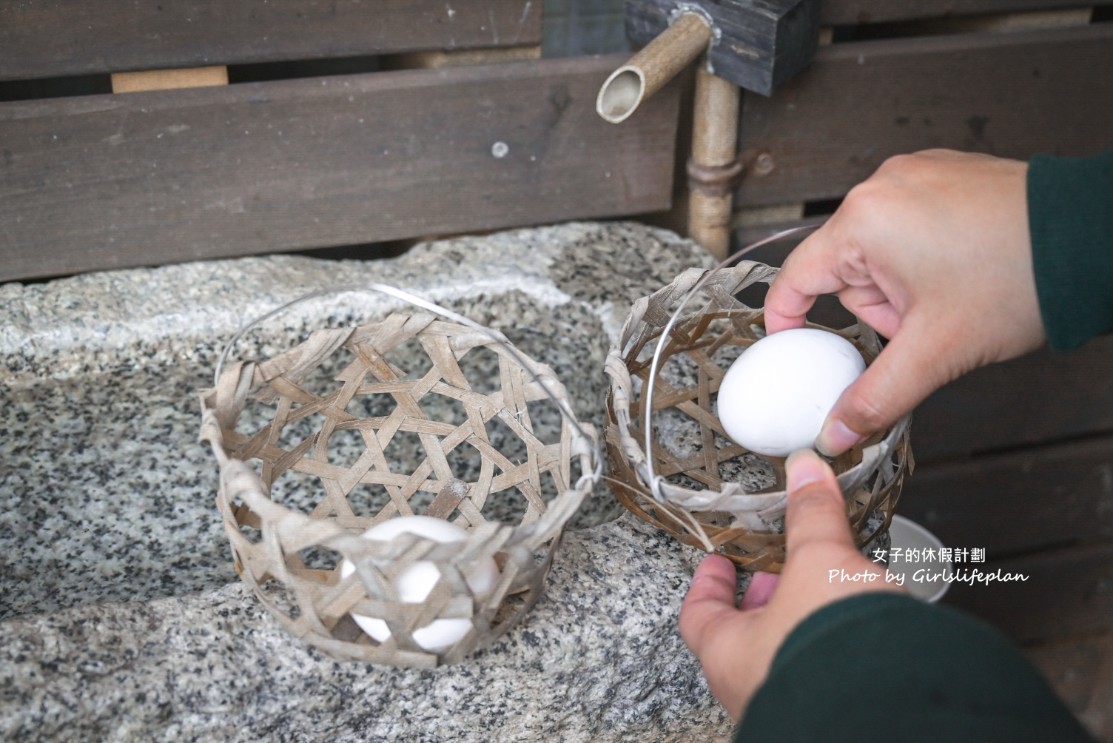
736,23 -> 1113,207
0,55 -> 679,280
0,0 -> 543,81
0,0 -> 681,280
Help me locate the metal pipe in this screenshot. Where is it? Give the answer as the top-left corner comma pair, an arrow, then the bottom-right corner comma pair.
596,12 -> 713,124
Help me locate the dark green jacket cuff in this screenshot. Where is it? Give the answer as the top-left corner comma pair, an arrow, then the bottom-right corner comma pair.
1028,150 -> 1113,351
735,593 -> 1093,743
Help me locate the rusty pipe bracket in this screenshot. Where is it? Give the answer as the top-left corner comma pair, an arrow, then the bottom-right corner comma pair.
686,156 -> 745,197
668,3 -> 721,48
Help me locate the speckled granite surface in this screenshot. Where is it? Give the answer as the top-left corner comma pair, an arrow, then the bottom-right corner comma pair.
0,222 -> 736,741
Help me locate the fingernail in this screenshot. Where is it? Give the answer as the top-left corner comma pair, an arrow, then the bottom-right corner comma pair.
739,571 -> 780,610
816,418 -> 865,457
696,553 -> 735,576
785,449 -> 827,491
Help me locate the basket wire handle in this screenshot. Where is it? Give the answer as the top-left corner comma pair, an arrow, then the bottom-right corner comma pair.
213,282 -> 603,488
643,223 -> 822,505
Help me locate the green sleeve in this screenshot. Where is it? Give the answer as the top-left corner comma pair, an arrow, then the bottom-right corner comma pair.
734,593 -> 1094,743
1028,150 -> 1113,351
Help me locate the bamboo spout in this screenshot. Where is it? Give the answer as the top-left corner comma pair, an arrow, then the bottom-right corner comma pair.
596,12 -> 713,124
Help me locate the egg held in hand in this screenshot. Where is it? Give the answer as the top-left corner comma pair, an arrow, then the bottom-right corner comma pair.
339,515 -> 500,652
716,328 -> 866,457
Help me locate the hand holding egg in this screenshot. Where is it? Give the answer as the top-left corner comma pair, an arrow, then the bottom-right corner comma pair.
716,328 -> 865,457
340,515 -> 500,652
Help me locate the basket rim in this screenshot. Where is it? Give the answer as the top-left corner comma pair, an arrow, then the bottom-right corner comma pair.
199,308 -> 602,561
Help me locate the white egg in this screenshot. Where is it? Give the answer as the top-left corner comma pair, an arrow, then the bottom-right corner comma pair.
716,328 -> 865,457
339,515 -> 500,652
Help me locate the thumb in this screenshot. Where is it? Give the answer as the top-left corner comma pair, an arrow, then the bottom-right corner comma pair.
783,449 -> 856,553
679,554 -> 741,655
816,322 -> 948,456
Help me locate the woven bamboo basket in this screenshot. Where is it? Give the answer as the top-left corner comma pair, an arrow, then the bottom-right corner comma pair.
604,253 -> 912,573
199,287 -> 600,667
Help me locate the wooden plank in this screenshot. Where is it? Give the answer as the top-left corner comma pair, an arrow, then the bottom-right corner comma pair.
942,543 -> 1113,644
736,23 -> 1113,207
945,8 -> 1095,33
386,47 -> 542,71
0,0 -> 542,82
913,335 -> 1113,462
821,0 -> 1110,25
733,204 -> 805,231
0,55 -> 680,281
111,66 -> 229,94
898,435 -> 1113,555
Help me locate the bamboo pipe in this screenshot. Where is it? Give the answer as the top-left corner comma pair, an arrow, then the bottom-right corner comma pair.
596,12 -> 713,124
687,63 -> 742,260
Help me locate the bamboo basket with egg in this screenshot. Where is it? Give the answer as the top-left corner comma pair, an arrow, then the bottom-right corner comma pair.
199,286 -> 600,667
604,228 -> 912,572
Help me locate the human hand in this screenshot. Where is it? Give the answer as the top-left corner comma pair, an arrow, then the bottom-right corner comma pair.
678,449 -> 903,721
764,149 -> 1046,455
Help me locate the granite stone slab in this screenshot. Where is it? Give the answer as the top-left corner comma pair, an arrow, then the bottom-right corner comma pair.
0,222 -> 737,741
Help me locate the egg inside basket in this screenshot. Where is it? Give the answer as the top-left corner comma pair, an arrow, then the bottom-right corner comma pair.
604,259 -> 912,573
199,289 -> 599,667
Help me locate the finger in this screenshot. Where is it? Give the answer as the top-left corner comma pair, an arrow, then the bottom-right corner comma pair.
764,230 -> 851,333
836,285 -> 902,341
738,571 -> 780,610
783,449 -> 855,554
679,554 -> 740,654
816,317 -> 953,455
